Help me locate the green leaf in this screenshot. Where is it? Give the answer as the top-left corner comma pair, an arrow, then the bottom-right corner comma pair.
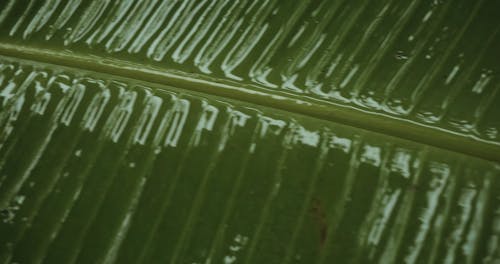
0,1 -> 499,263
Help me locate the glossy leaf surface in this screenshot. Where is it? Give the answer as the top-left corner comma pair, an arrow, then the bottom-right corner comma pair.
0,1 -> 499,263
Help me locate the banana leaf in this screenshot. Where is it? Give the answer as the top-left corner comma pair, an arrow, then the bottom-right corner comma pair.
0,1 -> 499,263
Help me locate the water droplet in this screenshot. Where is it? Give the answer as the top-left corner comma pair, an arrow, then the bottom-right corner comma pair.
484,127 -> 498,140
14,195 -> 25,205
329,136 -> 352,153
223,255 -> 236,264
395,50 -> 408,60
360,145 -> 382,166
229,245 -> 241,252
235,234 -> 248,245
154,147 -> 162,154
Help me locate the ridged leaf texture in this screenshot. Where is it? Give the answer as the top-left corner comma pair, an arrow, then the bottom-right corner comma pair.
0,1 -> 499,263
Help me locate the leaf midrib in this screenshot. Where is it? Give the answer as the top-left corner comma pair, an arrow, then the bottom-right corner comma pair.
0,42 -> 498,162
